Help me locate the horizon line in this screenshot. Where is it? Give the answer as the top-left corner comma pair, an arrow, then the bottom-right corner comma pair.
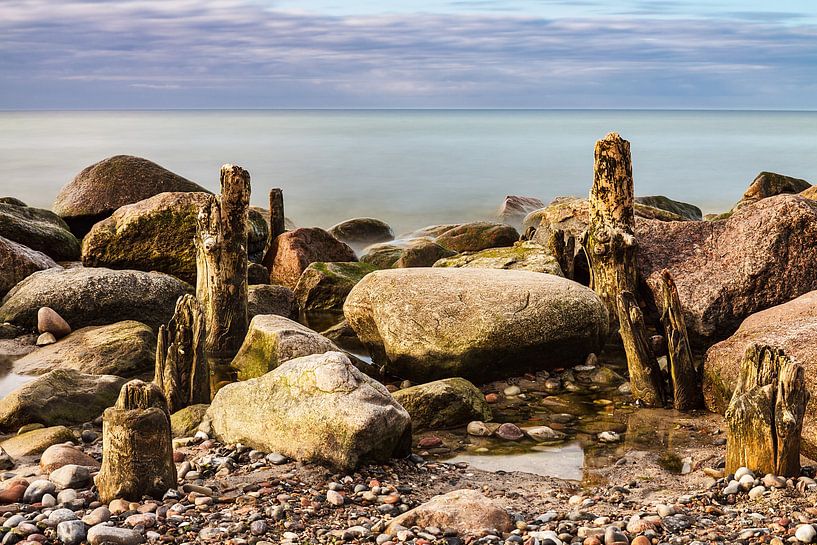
2,107 -> 817,113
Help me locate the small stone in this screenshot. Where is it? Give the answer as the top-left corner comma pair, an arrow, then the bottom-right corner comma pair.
656,504 -> 675,518
82,506 -> 111,526
48,508 -> 78,524
36,332 -> 57,346
738,473 -> 756,490
466,421 -> 493,437
748,485 -> 766,500
417,435 -> 443,449
796,524 -> 817,543
598,431 -> 621,443
125,513 -> 157,528
503,385 -> 522,396
50,464 -> 91,489
87,525 -> 145,545
41,493 -> 57,507
266,452 -> 287,465
81,430 -> 98,443
326,489 -> 344,506
485,393 -> 499,403
702,467 -> 723,479
524,426 -> 565,442
251,520 -> 267,535
57,488 -> 77,504
495,423 -> 524,441
37,307 -> 71,338
722,480 -> 739,495
23,479 -> 56,503
631,537 -> 650,545
763,474 -> 787,488
109,498 -> 131,514
56,520 -> 86,545
734,467 -> 754,480
604,527 -> 629,545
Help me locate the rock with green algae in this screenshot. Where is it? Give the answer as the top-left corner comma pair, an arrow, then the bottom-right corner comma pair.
170,404 -> 209,438
81,191 -> 268,283
0,369 -> 126,431
344,268 -> 609,383
432,241 -> 563,276
230,314 -> 339,381
360,239 -> 455,269
13,321 -> 155,377
802,185 -> 817,200
635,195 -> 702,220
0,267 -> 191,331
53,155 -> 208,236
434,221 -> 519,253
1,425 -> 75,459
204,351 -> 411,470
392,378 -> 491,430
0,202 -> 80,261
294,261 -> 378,312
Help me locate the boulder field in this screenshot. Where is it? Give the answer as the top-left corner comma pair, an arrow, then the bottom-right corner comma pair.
344,268 -> 608,383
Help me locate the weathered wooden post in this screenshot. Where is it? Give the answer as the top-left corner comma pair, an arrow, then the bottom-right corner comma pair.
659,269 -> 702,410
726,344 -> 809,476
195,164 -> 250,380
96,380 -> 177,503
269,188 -> 286,239
547,228 -> 576,280
154,294 -> 208,413
580,132 -> 664,406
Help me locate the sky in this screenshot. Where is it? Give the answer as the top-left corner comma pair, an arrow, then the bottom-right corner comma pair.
1,0 -> 816,109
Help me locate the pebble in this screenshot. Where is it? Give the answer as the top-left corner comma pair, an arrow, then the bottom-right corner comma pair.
37,306 -> 71,338
734,467 -> 754,480
87,525 -> 145,545
251,520 -> 267,535
82,506 -> 111,526
503,385 -> 522,396
466,421 -> 493,437
48,508 -> 78,524
266,452 -> 287,465
496,423 -> 524,441
748,485 -> 766,499
598,431 -> 621,443
50,464 -> 91,489
36,332 -> 57,346
524,426 -> 565,441
56,520 -> 86,545
796,524 -> 817,543
326,489 -> 344,506
23,479 -> 56,503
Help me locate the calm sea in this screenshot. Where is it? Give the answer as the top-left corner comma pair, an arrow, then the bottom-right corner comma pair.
1,110 -> 815,233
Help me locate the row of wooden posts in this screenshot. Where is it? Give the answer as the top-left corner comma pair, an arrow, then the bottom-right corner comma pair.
98,134 -> 809,503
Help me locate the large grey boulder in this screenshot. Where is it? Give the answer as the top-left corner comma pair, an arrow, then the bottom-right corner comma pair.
205,351 -> 411,470
13,321 -> 155,377
230,315 -> 339,381
434,222 -> 519,253
328,217 -> 394,251
0,369 -> 126,431
81,192 -> 268,282
294,262 -> 378,312
0,202 -> 80,261
0,267 -> 191,331
53,155 -> 207,236
0,236 -> 59,297
392,378 -> 491,430
638,195 -> 817,342
703,291 -> 817,458
344,268 -> 608,383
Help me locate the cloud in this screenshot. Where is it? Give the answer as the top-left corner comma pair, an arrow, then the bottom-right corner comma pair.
0,0 -> 816,108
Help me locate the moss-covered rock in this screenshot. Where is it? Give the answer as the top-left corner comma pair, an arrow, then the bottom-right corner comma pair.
635,196 -> 702,220
263,227 -> 357,289
359,242 -> 404,268
0,369 -> 126,431
230,315 -> 339,381
433,241 -> 562,275
360,239 -> 455,269
734,171 -> 811,210
294,262 -> 378,312
81,192 -> 268,283
1,426 -> 75,459
435,222 -> 519,253
205,351 -> 411,470
392,378 -> 491,430
0,203 -> 80,261
53,155 -> 208,236
802,186 -> 817,200
170,404 -> 209,438
13,321 -> 155,377
0,267 -> 191,331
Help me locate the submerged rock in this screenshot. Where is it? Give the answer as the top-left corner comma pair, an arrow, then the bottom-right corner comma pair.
81,192 -> 268,282
0,202 -> 80,261
206,351 -> 411,470
0,236 -> 59,297
361,239 -> 457,269
230,315 -> 339,381
638,195 -> 817,342
0,369 -> 126,431
13,321 -> 155,377
294,261 -> 378,312
434,221 -> 519,253
433,241 -> 563,275
328,217 -> 394,249
497,195 -> 546,229
392,378 -> 491,430
0,267 -> 191,331
264,227 -> 357,289
53,155 -> 207,236
344,268 -> 608,382
703,290 -> 817,458
248,284 -> 298,321
386,489 -> 513,535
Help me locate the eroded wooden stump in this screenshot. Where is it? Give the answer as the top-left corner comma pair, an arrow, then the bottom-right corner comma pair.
96,380 -> 176,503
155,294 -> 208,413
659,269 -> 702,411
725,344 -> 809,476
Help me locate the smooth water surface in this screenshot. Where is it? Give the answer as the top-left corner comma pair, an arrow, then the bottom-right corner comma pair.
1,110 -> 815,233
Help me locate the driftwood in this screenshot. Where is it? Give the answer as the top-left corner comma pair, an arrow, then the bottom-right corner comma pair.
195,164 -> 251,376
154,294 -> 208,414
725,344 -> 809,476
547,228 -> 576,280
659,269 -> 702,410
581,132 -> 664,406
96,380 -> 176,502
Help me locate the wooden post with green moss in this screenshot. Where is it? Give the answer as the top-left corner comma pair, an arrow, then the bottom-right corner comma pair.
725,344 -> 808,476
659,269 -> 702,411
195,164 -> 251,382
581,132 -> 664,406
154,294 -> 209,413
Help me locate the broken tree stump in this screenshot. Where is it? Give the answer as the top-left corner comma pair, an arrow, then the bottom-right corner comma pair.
154,294 -> 209,413
96,380 -> 177,503
659,269 -> 702,411
617,291 -> 665,406
580,132 -> 664,406
269,188 -> 286,240
195,164 -> 251,376
725,344 -> 809,476
547,228 -> 576,280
